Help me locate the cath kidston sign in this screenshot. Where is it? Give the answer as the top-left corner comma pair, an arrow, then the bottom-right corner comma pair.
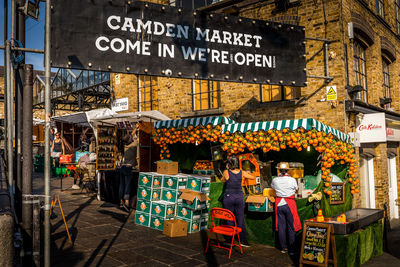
356,113 -> 387,143
50,1 -> 306,85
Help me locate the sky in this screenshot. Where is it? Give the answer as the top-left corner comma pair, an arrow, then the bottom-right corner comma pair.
1,0 -> 46,70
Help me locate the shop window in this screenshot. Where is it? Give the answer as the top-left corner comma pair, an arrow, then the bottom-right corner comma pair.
376,0 -> 385,18
138,75 -> 158,111
353,40 -> 368,101
192,79 -> 220,111
260,85 -> 300,102
169,0 -> 216,9
396,0 -> 400,34
382,58 -> 391,108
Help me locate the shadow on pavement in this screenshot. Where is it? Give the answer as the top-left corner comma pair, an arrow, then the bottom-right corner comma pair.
95,210 -> 130,266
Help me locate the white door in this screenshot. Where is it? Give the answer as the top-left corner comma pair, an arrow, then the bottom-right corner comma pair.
360,156 -> 375,209
387,156 -> 399,219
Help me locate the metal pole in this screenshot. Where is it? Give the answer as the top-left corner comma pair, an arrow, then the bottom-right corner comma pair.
11,0 -> 15,44
22,64 -> 33,264
44,0 -> 52,266
16,0 -> 26,223
5,41 -> 14,210
3,0 -> 8,173
0,46 -> 45,53
32,196 -> 41,267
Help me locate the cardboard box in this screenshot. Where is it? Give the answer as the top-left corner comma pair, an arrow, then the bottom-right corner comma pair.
179,189 -> 210,210
246,195 -> 274,212
151,201 -> 176,218
161,188 -> 181,203
186,175 -> 211,193
162,219 -> 188,237
138,172 -> 153,187
136,199 -> 151,213
134,211 -> 150,227
150,215 -> 169,231
151,173 -> 163,188
176,204 -> 203,220
157,161 -> 178,175
163,174 -> 188,190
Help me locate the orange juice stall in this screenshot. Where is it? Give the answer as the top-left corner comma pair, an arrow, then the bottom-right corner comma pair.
152,117 -> 383,267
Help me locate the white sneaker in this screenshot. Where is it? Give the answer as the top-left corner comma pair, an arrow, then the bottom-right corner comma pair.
71,184 -> 80,190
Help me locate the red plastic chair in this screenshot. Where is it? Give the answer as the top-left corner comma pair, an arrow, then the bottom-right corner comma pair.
205,207 -> 243,259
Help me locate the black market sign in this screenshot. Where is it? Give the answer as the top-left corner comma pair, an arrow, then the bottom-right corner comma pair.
300,222 -> 337,267
51,1 -> 306,86
329,182 -> 345,205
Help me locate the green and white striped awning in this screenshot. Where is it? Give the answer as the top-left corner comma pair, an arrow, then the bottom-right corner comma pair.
154,116 -> 235,129
221,118 -> 351,143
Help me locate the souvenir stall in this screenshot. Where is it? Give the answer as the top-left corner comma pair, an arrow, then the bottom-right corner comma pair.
150,117 -> 383,267
88,110 -> 170,205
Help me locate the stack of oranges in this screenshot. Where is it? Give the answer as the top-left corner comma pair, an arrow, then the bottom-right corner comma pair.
153,124 -> 359,195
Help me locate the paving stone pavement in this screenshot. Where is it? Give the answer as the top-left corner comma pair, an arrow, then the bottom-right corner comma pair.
32,173 -> 400,266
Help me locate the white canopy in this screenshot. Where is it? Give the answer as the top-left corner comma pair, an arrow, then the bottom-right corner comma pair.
88,110 -> 170,127
52,109 -> 170,135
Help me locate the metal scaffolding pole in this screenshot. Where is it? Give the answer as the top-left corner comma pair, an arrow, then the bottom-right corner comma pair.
44,0 -> 52,266
3,0 -> 8,177
22,64 -> 33,263
5,41 -> 14,209
16,0 -> 26,223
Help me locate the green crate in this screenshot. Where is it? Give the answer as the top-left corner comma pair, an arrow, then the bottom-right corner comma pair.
248,198 -> 274,212
150,201 -> 176,218
176,204 -> 203,220
186,175 -> 211,193
193,170 -> 215,175
136,199 -> 151,214
151,174 -> 163,188
181,198 -> 208,210
162,175 -> 188,190
180,218 -> 202,234
135,211 -> 150,227
137,186 -> 151,201
137,186 -> 161,202
150,215 -> 168,231
138,172 -> 153,187
161,188 -> 181,203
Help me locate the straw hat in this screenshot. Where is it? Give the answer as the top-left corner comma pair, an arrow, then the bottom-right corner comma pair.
276,162 -> 291,169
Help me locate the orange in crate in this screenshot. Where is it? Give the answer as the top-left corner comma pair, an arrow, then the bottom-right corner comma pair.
193,160 -> 214,170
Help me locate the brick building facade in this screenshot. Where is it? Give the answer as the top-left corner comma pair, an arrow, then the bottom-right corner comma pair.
108,0 -> 400,220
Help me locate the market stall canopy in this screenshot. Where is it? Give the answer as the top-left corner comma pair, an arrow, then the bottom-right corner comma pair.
52,108 -> 116,127
221,118 -> 351,143
154,116 -> 235,129
89,110 -> 170,126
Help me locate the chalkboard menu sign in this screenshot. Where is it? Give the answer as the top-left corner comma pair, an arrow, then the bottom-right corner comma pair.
329,182 -> 345,204
300,222 -> 333,267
